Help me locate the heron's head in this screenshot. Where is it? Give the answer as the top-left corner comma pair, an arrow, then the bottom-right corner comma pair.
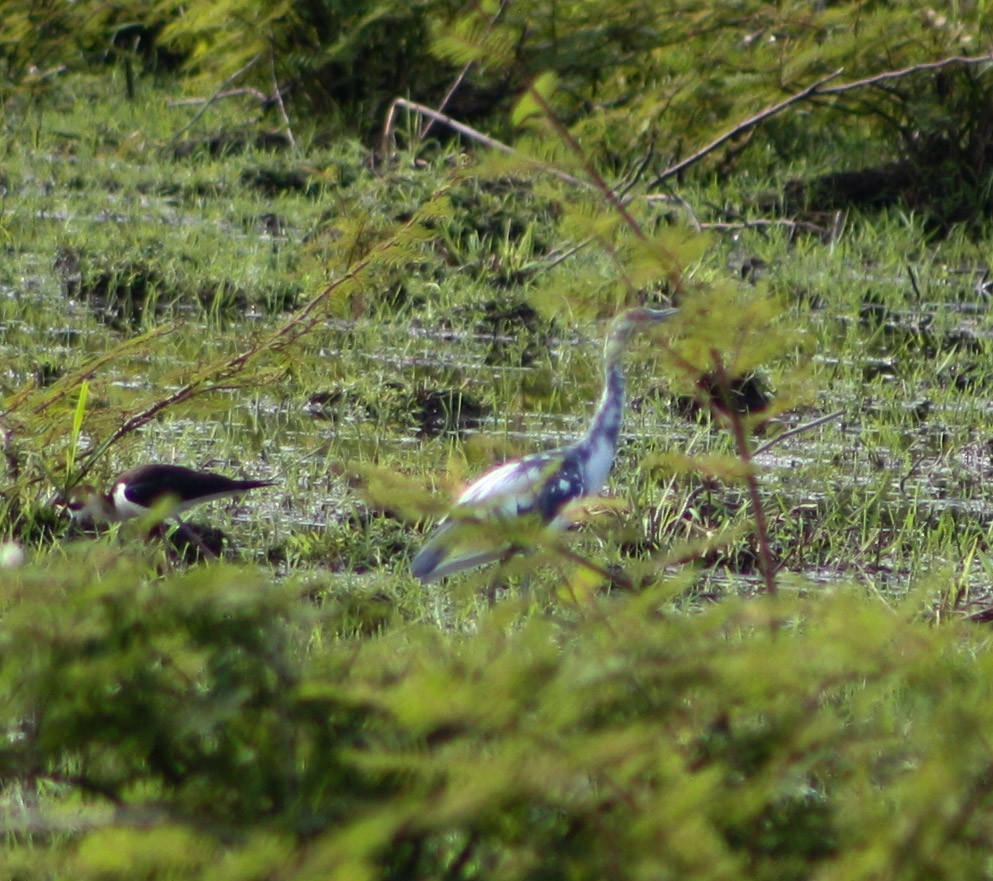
605,306 -> 678,363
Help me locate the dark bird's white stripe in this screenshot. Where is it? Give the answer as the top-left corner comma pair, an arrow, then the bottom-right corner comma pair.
69,464 -> 275,523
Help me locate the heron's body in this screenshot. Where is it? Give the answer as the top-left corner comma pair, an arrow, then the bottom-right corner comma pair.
69,464 -> 275,524
411,307 -> 677,583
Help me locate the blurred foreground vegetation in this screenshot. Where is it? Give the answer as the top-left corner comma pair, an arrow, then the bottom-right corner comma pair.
6,560 -> 993,880
4,1 -> 993,878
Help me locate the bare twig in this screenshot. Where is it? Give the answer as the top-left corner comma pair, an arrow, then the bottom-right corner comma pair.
710,350 -> 777,597
383,99 -> 520,158
72,207 -> 438,484
534,152 -> 658,269
648,69 -> 844,188
907,264 -> 922,300
898,450 -> 931,496
380,98 -> 587,188
527,89 -> 646,243
167,54 -> 262,145
753,409 -> 844,457
543,237 -> 595,272
649,52 -> 993,189
269,41 -> 295,149
527,86 -> 685,296
168,88 -> 268,107
699,218 -> 832,237
654,191 -> 704,233
818,52 -> 993,97
418,0 -> 512,144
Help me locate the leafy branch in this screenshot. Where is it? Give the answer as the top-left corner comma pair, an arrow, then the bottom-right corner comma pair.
648,51 -> 993,188
56,198 -> 447,486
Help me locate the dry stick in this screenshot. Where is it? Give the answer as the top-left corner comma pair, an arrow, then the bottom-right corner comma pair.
268,41 -> 295,149
752,409 -> 844,457
383,93 -> 661,281
385,99 -> 666,278
710,350 -> 777,597
418,0 -> 512,144
700,218 -> 832,237
169,88 -> 268,106
526,88 -> 651,248
649,69 -> 844,189
525,86 -> 685,298
650,52 -> 993,189
907,264 -> 923,300
167,54 -> 262,146
381,98 -> 588,188
817,52 -> 993,97
74,214 -> 429,481
535,151 -> 657,268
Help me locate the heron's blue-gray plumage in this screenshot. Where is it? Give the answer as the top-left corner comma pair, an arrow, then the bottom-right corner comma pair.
411,307 -> 677,583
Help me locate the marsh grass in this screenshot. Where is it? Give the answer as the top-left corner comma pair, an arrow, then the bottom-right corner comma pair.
5,71 -> 993,879
5,77 -> 993,594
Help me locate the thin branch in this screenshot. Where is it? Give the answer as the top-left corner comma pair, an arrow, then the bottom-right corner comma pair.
527,86 -> 685,296
527,88 -> 647,243
269,41 -> 295,149
907,264 -> 922,300
167,54 -> 262,146
383,98 -> 517,158
653,191 -> 703,233
380,98 -> 587,188
710,350 -> 777,597
753,409 -> 844,457
419,0 -> 512,144
534,146 -> 659,270
649,69 -> 844,188
72,209 -> 435,483
818,52 -> 993,97
543,237 -> 595,271
649,51 -> 993,189
168,88 -> 268,107
698,218 -> 833,237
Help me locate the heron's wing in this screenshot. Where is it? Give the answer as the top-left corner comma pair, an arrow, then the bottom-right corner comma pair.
457,452 -> 559,513
411,456 -> 566,583
411,450 -> 587,583
409,518 -> 512,583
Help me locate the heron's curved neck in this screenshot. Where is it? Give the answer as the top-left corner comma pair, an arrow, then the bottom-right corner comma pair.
582,357 -> 625,450
574,341 -> 628,495
575,308 -> 675,490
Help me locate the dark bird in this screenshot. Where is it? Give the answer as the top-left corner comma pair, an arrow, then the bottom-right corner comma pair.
68,463 -> 274,525
411,307 -> 678,583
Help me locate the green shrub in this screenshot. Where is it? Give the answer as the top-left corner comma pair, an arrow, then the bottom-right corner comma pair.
4,556 -> 993,880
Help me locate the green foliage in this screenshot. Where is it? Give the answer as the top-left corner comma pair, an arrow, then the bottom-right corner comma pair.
0,559 -> 377,834
436,1 -> 990,167
5,0 -> 992,206
8,7 -> 993,879
5,560 -> 993,880
157,0 -> 463,136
